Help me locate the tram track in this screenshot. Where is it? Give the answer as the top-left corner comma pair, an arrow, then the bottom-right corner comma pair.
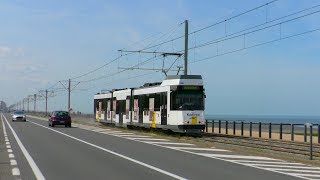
201,133 -> 320,158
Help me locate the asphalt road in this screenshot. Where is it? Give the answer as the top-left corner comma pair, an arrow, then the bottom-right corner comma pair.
0,112 -> 315,180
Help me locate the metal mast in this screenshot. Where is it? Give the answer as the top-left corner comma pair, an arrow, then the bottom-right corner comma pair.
184,20 -> 188,75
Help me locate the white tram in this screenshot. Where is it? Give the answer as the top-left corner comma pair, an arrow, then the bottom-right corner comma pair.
93,75 -> 205,132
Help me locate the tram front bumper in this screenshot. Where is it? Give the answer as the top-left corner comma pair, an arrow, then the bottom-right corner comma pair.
178,124 -> 205,132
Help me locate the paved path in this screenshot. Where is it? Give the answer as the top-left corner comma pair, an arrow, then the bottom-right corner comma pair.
1,113 -> 319,180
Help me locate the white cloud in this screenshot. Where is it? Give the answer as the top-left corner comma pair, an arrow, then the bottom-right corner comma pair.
0,46 -> 11,57
0,46 -> 24,58
3,63 -> 41,73
0,62 -> 48,84
18,76 -> 49,85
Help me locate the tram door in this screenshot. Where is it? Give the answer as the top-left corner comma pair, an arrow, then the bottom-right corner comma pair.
138,96 -> 143,123
119,101 -> 124,125
160,93 -> 167,125
119,111 -> 123,125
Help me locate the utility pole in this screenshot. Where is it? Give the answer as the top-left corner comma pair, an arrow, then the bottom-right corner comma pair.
45,90 -> 48,115
68,79 -> 71,113
184,20 -> 188,75
27,97 -> 29,112
22,99 -> 25,110
34,94 -> 37,112
39,90 -> 54,115
59,79 -> 80,113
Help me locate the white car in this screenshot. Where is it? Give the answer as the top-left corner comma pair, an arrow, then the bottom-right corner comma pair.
12,111 -> 27,121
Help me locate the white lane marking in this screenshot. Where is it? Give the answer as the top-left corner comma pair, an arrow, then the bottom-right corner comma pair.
12,167 -> 20,176
127,138 -> 171,141
95,129 -> 113,133
28,120 -> 187,180
232,160 -> 303,165
109,133 -> 136,136
91,129 -> 111,132
289,173 -> 320,178
5,137 -> 9,141
115,135 -> 151,138
83,126 -> 102,130
99,131 -> 122,134
116,136 -> 313,180
264,168 -> 320,173
145,142 -> 195,146
251,164 -> 320,170
168,147 -> 230,152
99,131 -> 129,135
1,115 -> 21,178
10,159 -> 17,166
9,154 -> 15,158
198,153 -> 277,160
1,114 -> 46,180
29,115 -> 314,180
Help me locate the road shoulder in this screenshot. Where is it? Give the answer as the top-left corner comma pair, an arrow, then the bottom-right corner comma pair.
0,114 -> 14,180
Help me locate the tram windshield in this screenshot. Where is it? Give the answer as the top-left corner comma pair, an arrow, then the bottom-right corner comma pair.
171,88 -> 204,111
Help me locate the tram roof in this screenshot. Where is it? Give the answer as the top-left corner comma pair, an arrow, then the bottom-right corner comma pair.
165,75 -> 202,80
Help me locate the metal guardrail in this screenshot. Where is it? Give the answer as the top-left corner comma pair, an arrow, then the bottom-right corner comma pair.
205,119 -> 319,160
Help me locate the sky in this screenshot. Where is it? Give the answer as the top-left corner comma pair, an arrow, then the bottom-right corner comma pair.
1,0 -> 320,116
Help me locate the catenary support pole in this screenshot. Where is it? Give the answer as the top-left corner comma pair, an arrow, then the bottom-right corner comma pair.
184,20 -> 188,75
34,94 -> 37,112
68,79 -> 71,113
45,90 -> 48,115
27,97 -> 30,112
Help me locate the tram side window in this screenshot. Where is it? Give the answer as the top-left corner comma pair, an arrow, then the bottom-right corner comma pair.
102,99 -> 106,110
154,93 -> 160,111
116,100 -> 126,114
139,95 -> 149,115
94,99 -> 98,110
96,100 -> 100,110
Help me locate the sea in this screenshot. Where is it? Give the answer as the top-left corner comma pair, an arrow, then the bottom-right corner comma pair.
205,115 -> 320,124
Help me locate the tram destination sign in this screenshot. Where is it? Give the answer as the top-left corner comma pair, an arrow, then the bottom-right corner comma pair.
181,86 -> 202,91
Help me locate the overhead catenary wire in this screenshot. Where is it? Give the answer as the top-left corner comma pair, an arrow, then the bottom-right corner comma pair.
113,5 -> 320,79
134,0 -> 279,52
70,55 -> 124,80
20,0 -> 310,101
169,3 -> 320,55
76,72 -> 157,92
79,55 -> 164,83
186,8 -> 320,52
27,0 -> 283,93
71,22 -> 184,81
81,23 -> 184,83
14,1 -> 320,112
190,0 -> 279,35
191,27 -> 320,63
